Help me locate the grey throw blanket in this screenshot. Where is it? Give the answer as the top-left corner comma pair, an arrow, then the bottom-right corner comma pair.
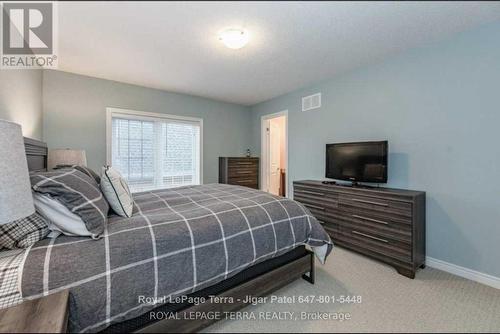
20,184 -> 333,333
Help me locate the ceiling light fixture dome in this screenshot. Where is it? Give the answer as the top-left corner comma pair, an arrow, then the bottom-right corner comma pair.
218,28 -> 249,49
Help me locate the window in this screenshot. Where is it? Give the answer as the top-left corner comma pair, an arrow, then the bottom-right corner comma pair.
107,108 -> 202,193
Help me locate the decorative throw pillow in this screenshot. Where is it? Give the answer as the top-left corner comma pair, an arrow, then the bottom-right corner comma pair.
100,166 -> 134,217
0,213 -> 49,249
73,166 -> 101,184
30,169 -> 109,237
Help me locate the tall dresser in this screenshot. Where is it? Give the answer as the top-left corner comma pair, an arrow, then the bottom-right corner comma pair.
219,157 -> 259,189
293,180 -> 425,278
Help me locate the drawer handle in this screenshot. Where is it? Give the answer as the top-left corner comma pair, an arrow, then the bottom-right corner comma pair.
351,198 -> 388,207
295,190 -> 324,196
304,204 -> 325,211
352,230 -> 389,243
236,171 -> 253,174
353,215 -> 389,225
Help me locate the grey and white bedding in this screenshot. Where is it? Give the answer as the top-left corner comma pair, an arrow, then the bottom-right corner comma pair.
0,249 -> 25,309
20,184 -> 333,333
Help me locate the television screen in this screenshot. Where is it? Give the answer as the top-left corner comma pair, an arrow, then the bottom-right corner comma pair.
326,141 -> 388,183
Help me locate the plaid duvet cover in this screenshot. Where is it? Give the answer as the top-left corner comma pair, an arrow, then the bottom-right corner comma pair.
20,184 -> 333,333
0,249 -> 25,309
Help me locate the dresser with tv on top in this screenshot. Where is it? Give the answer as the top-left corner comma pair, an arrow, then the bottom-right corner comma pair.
293,180 -> 425,278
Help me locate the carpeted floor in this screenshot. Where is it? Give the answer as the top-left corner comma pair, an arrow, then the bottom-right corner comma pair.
204,247 -> 500,333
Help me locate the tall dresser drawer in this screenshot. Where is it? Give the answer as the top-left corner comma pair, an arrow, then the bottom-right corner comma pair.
228,176 -> 257,186
228,158 -> 258,167
228,168 -> 258,176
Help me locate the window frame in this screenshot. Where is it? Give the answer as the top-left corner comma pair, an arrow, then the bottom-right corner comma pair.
106,107 -> 204,189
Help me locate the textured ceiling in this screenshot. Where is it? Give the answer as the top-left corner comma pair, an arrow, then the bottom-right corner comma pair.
57,1 -> 500,105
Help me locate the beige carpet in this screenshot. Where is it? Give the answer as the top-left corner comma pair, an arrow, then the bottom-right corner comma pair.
204,247 -> 500,333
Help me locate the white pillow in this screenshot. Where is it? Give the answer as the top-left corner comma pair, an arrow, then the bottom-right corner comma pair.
100,166 -> 134,217
33,193 -> 100,239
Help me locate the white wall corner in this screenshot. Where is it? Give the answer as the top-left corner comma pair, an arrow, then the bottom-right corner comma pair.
426,257 -> 500,290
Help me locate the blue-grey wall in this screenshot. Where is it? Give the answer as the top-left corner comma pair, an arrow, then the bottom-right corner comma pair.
43,70 -> 253,183
250,22 -> 500,277
0,70 -> 43,139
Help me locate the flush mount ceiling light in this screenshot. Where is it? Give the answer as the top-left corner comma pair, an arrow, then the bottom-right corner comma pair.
218,28 -> 249,49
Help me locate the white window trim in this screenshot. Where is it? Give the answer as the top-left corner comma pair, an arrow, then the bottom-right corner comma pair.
106,107 -> 204,185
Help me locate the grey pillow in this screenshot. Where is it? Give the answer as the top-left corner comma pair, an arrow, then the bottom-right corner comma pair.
30,169 -> 109,237
73,165 -> 101,184
0,213 -> 49,249
55,165 -> 101,184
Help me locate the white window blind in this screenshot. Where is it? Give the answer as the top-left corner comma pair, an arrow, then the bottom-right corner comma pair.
109,110 -> 201,193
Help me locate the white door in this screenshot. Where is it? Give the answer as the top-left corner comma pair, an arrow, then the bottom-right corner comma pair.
269,120 -> 281,195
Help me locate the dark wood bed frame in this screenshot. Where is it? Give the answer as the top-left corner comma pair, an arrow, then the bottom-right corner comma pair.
24,137 -> 48,172
23,137 -> 316,333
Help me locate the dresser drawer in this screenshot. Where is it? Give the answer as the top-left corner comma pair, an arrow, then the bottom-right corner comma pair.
294,193 -> 411,233
307,208 -> 411,243
335,208 -> 412,231
228,168 -> 257,177
228,175 -> 257,181
229,177 -> 257,186
294,194 -> 339,212
228,165 -> 258,172
294,184 -> 339,200
339,193 -> 412,218
338,228 -> 412,262
336,215 -> 411,243
319,220 -> 341,238
228,159 -> 258,167
333,238 -> 413,270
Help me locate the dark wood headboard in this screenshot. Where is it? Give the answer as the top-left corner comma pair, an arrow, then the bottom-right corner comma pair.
24,137 -> 48,172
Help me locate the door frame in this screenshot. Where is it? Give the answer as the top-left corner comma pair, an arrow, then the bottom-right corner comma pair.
261,110 -> 288,197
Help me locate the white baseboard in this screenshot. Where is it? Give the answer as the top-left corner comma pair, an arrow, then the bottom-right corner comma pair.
426,256 -> 500,290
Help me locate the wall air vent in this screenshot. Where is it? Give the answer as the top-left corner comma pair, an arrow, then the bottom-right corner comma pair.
302,93 -> 321,111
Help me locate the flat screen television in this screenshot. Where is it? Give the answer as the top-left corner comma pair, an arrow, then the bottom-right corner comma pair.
326,141 -> 388,183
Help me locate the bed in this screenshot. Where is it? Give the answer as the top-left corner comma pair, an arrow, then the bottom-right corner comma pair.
2,138 -> 333,333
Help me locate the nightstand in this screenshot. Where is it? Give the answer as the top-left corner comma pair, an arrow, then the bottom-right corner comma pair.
0,290 -> 69,333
